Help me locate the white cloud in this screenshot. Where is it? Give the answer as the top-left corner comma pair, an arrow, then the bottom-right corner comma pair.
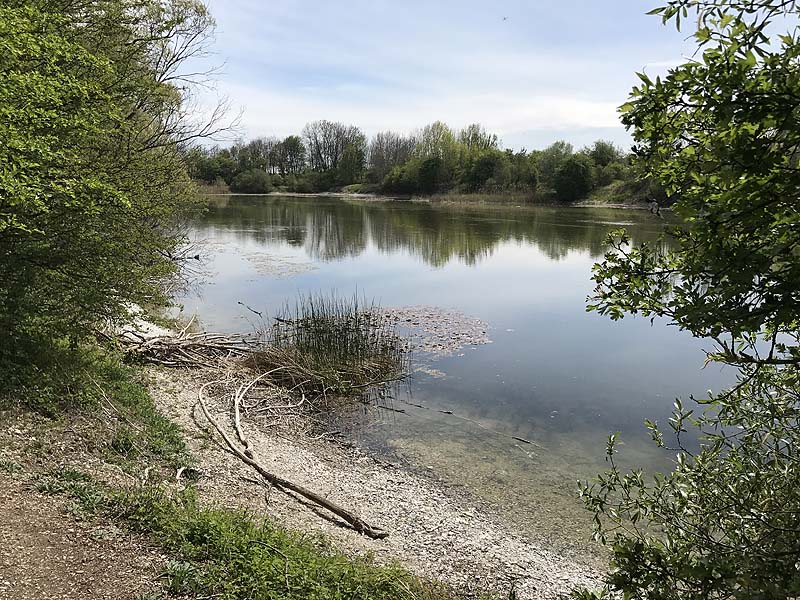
211,81 -> 621,143
190,0 -> 693,148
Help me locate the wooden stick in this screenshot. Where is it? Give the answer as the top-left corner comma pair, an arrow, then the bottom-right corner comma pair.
196,380 -> 388,540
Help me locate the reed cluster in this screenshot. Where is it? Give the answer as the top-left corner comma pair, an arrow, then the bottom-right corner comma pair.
247,294 -> 409,399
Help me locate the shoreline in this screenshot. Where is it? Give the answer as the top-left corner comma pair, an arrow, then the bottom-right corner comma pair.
146,366 -> 600,599
200,189 -> 656,211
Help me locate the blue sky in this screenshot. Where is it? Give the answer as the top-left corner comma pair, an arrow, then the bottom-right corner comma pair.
197,0 -> 693,150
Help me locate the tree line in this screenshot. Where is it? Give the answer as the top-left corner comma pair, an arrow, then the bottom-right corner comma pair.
186,122 -> 651,202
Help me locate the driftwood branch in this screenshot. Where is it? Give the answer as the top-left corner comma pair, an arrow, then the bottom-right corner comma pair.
196,380 -> 388,540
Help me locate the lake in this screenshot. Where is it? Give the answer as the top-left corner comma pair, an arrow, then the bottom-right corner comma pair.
179,194 -> 732,558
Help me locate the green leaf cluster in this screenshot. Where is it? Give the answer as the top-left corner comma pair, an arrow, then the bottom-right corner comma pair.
581,1 -> 800,597
0,0 -> 213,381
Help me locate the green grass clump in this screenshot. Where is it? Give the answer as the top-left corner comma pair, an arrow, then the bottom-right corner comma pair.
115,487 -> 457,600
40,473 -> 467,600
249,294 -> 409,398
90,356 -> 188,469
0,459 -> 23,474
34,468 -> 109,516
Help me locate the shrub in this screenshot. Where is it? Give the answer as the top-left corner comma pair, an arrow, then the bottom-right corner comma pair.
554,154 -> 595,201
230,169 -> 273,194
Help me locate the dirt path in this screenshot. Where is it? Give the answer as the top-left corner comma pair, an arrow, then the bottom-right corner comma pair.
0,475 -> 165,600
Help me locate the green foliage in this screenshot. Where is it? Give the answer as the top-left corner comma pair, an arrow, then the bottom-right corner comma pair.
186,147 -> 237,184
0,0 -> 211,383
580,368 -> 800,599
161,560 -> 205,596
533,141 -> 574,192
585,140 -> 623,168
275,135 -> 306,174
0,343 -> 187,467
115,488 -> 459,600
381,156 -> 444,194
230,168 -> 273,193
417,156 -> 445,194
43,480 -> 465,600
458,123 -> 499,153
463,150 -> 506,192
0,459 -> 23,475
591,0 -> 800,357
554,154 -> 595,202
35,468 -> 109,515
193,123 -> 628,199
336,143 -> 366,185
382,162 -> 419,194
581,1 -> 800,598
303,169 -> 337,193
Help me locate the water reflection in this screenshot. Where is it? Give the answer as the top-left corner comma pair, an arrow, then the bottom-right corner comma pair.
200,195 -> 669,266
185,194 -> 726,558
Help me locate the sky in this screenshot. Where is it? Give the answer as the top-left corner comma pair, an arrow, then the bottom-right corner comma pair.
194,0 -> 694,151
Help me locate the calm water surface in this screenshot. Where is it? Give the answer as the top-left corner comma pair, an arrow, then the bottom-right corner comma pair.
179,195 -> 732,557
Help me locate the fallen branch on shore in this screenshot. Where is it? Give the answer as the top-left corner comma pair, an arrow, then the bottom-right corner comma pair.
196,378 -> 389,540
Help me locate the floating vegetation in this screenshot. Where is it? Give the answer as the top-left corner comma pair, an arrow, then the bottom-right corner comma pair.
381,305 -> 491,357
244,253 -> 316,277
246,294 -> 410,400
414,365 -> 448,379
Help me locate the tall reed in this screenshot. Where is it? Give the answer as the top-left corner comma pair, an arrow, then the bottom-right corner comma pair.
247,294 -> 409,399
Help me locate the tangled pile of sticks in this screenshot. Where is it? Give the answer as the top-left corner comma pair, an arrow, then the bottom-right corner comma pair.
108,317 -> 256,368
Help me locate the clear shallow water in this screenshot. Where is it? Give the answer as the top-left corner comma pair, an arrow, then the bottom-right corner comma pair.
179,195 -> 732,556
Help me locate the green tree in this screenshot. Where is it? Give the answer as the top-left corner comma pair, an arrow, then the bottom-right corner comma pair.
534,140 -> 573,193
230,169 -> 272,193
580,1 -> 800,598
277,135 -> 306,174
417,157 -> 444,194
0,0 -> 218,384
504,150 -> 539,192
554,154 -> 594,201
415,121 -> 458,187
585,140 -> 623,168
463,150 -> 504,191
457,123 -> 499,154
336,143 -> 366,185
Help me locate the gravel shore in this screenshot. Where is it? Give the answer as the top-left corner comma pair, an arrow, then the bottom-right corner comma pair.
147,367 -> 600,600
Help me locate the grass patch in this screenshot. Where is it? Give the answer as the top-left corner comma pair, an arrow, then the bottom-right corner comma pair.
0,458 -> 23,474
248,294 -> 409,399
1,341 -> 189,471
585,180 -> 633,205
340,183 -> 381,194
39,470 -> 478,600
119,488 -> 457,600
90,353 -> 188,469
34,468 -> 109,517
